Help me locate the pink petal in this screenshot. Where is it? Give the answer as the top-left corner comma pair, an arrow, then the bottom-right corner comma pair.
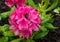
29,11 -> 39,19
19,33 -> 23,38
9,20 -> 16,25
16,17 -> 30,28
5,0 -> 14,7
31,16 -> 41,24
10,14 -> 16,20
20,28 -> 32,39
25,34 -> 29,39
10,25 -> 16,30
14,30 -> 19,35
29,23 -> 39,31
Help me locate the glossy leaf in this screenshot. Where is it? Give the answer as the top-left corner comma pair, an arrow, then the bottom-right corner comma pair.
26,39 -> 35,42
45,23 -> 56,30
3,30 -> 14,37
41,14 -> 53,25
40,26 -> 47,31
10,39 -> 20,42
53,7 -> 60,13
0,24 -> 10,32
46,0 -> 58,12
33,31 -> 49,39
27,0 -> 40,10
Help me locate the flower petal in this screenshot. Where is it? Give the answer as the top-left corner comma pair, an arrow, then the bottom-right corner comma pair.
29,23 -> 39,31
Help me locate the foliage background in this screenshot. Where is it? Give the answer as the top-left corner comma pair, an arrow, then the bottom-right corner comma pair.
0,0 -> 60,42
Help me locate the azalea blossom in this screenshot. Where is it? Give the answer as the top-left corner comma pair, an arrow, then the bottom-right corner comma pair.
5,0 -> 26,7
9,5 -> 41,39
20,28 -> 32,39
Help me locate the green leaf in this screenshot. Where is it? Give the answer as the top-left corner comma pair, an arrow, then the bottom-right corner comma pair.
27,0 -> 36,7
0,11 -> 10,19
20,39 -> 26,42
53,7 -> 60,13
27,0 -> 40,10
0,6 -> 15,20
46,0 -> 58,12
41,14 -> 53,24
33,31 -> 48,39
2,24 -> 10,29
40,26 -> 47,31
0,15 -> 1,20
3,30 -> 14,37
10,39 -> 20,42
43,0 -> 50,9
45,23 -> 56,30
26,39 -> 35,42
0,24 -> 10,32
0,37 -> 8,42
10,6 -> 15,13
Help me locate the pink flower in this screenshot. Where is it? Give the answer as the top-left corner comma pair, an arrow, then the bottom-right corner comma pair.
5,0 -> 14,7
10,13 -> 17,20
20,28 -> 32,39
9,5 -> 41,39
28,10 -> 40,24
15,0 -> 26,7
5,0 -> 26,7
29,23 -> 39,31
17,17 -> 30,30
10,25 -> 19,35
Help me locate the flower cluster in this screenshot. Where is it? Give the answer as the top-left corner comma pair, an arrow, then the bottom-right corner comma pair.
9,5 -> 41,39
6,0 -> 41,39
5,0 -> 26,7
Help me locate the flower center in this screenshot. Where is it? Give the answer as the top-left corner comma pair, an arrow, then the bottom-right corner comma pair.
25,13 -> 28,19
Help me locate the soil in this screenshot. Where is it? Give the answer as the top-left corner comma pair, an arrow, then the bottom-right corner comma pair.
0,0 -> 60,42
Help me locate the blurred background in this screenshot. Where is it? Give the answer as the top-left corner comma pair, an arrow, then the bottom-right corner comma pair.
0,0 -> 60,42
